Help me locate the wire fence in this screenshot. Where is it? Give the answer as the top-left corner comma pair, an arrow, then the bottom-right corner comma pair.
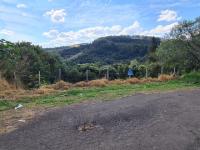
1,66 -> 178,88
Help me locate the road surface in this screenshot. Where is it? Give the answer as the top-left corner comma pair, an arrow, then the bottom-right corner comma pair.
1,89 -> 200,150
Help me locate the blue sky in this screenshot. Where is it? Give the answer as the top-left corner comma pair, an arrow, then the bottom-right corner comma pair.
0,0 -> 199,47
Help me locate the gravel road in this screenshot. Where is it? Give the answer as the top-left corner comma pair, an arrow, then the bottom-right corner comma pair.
1,89 -> 200,150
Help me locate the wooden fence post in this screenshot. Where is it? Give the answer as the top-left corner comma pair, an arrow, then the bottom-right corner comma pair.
173,67 -> 176,75
59,68 -> 61,81
38,71 -> 41,87
86,70 -> 89,82
14,72 -> 17,89
145,67 -> 148,78
161,66 -> 164,74
107,68 -> 109,80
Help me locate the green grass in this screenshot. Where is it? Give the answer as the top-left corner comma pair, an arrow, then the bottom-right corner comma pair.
182,72 -> 200,84
0,78 -> 200,111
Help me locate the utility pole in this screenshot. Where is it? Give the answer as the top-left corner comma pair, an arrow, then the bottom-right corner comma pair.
86,70 -> 89,82
38,71 -> 41,88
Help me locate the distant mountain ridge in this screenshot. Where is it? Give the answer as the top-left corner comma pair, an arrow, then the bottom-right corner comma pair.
44,35 -> 160,64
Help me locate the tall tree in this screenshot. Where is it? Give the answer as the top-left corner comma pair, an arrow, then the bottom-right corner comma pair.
157,17 -> 200,73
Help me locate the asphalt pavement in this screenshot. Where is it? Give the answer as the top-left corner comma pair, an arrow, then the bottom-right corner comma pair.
1,89 -> 200,150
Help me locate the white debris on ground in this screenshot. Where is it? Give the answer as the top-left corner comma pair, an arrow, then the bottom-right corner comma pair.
18,119 -> 26,123
15,104 -> 23,110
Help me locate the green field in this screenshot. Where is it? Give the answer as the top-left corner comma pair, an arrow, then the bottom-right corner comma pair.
1,73 -> 200,111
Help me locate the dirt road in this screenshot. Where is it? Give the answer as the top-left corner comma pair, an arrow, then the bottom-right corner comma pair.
1,89 -> 200,150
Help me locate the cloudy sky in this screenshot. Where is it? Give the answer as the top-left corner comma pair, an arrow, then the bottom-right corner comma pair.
0,0 -> 199,47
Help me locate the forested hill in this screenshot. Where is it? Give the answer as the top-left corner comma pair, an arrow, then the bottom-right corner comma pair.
44,35 -> 161,64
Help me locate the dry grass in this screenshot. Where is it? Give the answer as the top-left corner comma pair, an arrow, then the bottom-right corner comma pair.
32,88 -> 55,95
88,79 -> 109,87
0,89 -> 25,100
109,79 -> 126,85
0,80 -> 71,100
74,81 -> 89,87
0,75 -> 176,100
140,77 -> 159,83
17,81 -> 71,99
0,79 -> 24,99
43,80 -> 71,90
126,77 -> 141,84
158,74 -> 175,82
74,79 -> 109,87
0,79 -> 15,91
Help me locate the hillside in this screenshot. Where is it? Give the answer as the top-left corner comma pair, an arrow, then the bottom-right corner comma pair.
44,35 -> 160,64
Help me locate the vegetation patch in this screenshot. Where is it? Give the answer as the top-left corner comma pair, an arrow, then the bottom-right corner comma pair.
181,72 -> 200,84
0,74 -> 199,112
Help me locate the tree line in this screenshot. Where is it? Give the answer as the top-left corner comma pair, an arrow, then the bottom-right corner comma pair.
0,17 -> 200,88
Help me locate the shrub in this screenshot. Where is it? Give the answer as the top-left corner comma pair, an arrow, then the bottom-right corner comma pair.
182,72 -> 200,84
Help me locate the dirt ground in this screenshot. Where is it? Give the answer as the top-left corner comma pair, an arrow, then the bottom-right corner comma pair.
0,107 -> 48,134
1,89 -> 200,150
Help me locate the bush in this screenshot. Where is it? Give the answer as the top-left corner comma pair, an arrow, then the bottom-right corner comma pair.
182,72 -> 200,84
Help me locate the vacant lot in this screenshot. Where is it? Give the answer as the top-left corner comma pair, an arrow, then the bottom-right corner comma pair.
0,89 -> 200,150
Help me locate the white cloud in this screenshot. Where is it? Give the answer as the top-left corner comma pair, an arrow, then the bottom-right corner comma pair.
141,22 -> 178,37
0,29 -> 15,36
16,3 -> 27,9
44,9 -> 66,23
43,29 -> 59,38
158,10 -> 181,22
120,21 -> 141,35
42,21 -> 178,47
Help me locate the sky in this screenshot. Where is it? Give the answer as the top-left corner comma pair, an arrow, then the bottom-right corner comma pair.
0,0 -> 200,47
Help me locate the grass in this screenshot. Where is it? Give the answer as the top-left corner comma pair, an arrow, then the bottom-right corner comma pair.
1,77 -> 200,111
182,72 -> 200,84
